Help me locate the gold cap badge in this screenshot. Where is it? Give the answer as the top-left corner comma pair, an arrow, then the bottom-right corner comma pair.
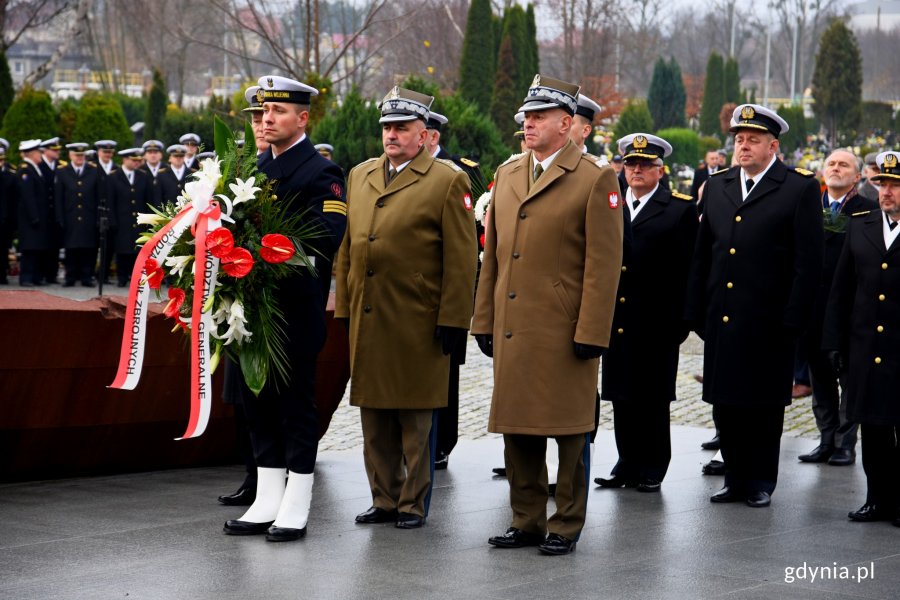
740,105 -> 755,120
885,154 -> 898,169
633,135 -> 648,149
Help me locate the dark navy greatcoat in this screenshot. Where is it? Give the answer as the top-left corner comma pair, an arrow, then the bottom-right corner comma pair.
258,136 -> 347,357
685,160 -> 824,407
822,210 -> 900,426
107,168 -> 155,254
16,161 -> 51,251
158,166 -> 193,205
55,163 -> 102,249
602,185 -> 698,403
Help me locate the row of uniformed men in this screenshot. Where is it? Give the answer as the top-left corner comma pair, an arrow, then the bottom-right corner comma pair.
0,134 -> 206,287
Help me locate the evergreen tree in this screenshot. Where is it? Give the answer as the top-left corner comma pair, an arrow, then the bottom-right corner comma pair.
312,86 -> 383,174
144,68 -> 168,140
0,87 -> 58,158
647,57 -> 686,130
777,104 -> 807,152
699,52 -> 725,137
723,57 -> 741,104
524,4 -> 540,80
71,93 -> 133,151
499,5 -> 530,97
811,18 -> 863,145
459,0 -> 495,113
0,50 -> 14,124
613,100 -> 654,142
490,35 -> 520,142
304,72 -> 333,136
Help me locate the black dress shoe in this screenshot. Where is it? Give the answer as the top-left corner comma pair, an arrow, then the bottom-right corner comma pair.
636,479 -> 661,493
594,475 -> 638,488
538,533 -> 576,555
355,506 -> 398,524
266,525 -> 307,542
702,459 -> 726,476
710,486 -> 742,503
798,444 -> 834,463
488,527 -> 545,548
745,491 -> 771,507
434,453 -> 449,470
223,519 -> 274,535
395,512 -> 425,529
701,435 -> 720,450
848,503 -> 894,522
492,467 -> 507,476
218,485 -> 256,506
827,448 -> 856,466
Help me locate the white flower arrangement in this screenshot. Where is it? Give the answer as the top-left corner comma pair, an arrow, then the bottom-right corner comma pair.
474,190 -> 492,225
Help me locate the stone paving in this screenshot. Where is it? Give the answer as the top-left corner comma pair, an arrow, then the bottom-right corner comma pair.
319,333 -> 822,451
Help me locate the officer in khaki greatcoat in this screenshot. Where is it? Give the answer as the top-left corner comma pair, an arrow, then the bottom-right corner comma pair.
335,87 -> 477,529
472,75 -> 623,555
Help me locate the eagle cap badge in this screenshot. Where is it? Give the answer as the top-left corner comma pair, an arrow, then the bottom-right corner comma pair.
633,135 -> 648,149
266,77 -> 274,88
884,153 -> 898,169
740,105 -> 755,120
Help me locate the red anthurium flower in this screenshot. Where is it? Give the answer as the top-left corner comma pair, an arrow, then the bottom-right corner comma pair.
164,287 -> 186,319
144,258 -> 164,289
220,247 -> 254,278
259,233 -> 296,264
206,227 -> 235,258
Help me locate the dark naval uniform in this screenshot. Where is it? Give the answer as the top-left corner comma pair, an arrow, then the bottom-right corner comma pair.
17,160 -> 51,285
685,159 -> 823,498
140,163 -> 166,205
0,163 -> 17,283
39,158 -> 63,282
823,190 -> 900,519
246,135 -> 347,475
601,184 -> 697,484
802,187 -> 876,456
55,162 -> 102,285
107,168 -> 155,286
158,166 -> 193,205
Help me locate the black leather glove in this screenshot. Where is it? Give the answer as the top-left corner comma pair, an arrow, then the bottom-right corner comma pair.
573,342 -> 605,360
435,326 -> 467,356
827,350 -> 844,374
475,333 -> 493,357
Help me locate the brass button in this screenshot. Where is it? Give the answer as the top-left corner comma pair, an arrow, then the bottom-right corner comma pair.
735,216 -> 742,222
729,248 -> 736,255
505,331 -> 512,339
77,217 -> 82,221
508,292 -> 516,299
617,328 -> 624,334
363,305 -> 372,313
726,282 -> 733,289
376,201 -> 384,208
621,265 -> 627,272
77,180 -> 82,186
722,315 -> 729,323
513,252 -> 520,259
368,235 -> 376,242
875,357 -> 882,364
519,211 -> 526,219
77,193 -> 82,197
77,204 -> 82,209
877,325 -> 884,333
619,297 -> 625,304
366,269 -> 374,277
879,294 -> 886,301
882,263 -> 888,270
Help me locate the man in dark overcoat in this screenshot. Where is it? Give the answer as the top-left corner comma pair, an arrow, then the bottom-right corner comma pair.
685,104 -> 823,508
16,140 -> 51,287
596,133 -> 697,493
0,139 -> 16,284
822,150 -> 900,527
798,149 -> 876,466
223,75 -> 347,543
55,143 -> 101,286
107,148 -> 155,287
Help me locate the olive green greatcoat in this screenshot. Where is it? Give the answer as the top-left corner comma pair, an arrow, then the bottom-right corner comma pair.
472,140 -> 623,436
335,148 -> 477,410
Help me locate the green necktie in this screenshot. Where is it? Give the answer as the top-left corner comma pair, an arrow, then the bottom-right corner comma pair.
533,163 -> 544,182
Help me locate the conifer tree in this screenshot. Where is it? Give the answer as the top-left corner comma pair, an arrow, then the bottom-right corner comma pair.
724,57 -> 741,104
459,0 -> 495,112
490,35 -> 520,141
144,68 -> 168,140
699,52 -> 725,137
0,50 -> 14,124
811,18 -> 862,145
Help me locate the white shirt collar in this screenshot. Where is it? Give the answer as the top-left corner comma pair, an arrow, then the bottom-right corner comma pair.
24,157 -> 41,174
389,158 -> 413,173
431,145 -> 441,158
626,183 -> 659,219
827,192 -> 847,205
42,157 -> 55,169
531,146 -> 565,173
883,212 -> 900,249
271,133 -> 306,159
740,154 -> 778,201
173,165 -> 185,179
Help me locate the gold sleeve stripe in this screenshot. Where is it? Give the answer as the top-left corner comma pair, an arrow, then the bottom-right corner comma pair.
323,200 -> 347,215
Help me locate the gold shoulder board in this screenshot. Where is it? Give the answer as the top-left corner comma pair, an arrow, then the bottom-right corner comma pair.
460,157 -> 479,168
671,191 -> 693,201
794,167 -> 814,177
58,160 -> 68,167
709,167 -> 727,177
851,210 -> 871,217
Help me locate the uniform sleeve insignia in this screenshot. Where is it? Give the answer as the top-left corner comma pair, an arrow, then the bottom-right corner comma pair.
608,191 -> 620,209
331,182 -> 343,200
463,193 -> 473,210
671,191 -> 694,201
794,167 -> 814,177
460,157 -> 479,168
323,200 -> 347,215
851,210 -> 871,217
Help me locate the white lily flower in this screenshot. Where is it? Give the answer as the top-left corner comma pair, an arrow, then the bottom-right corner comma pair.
195,158 -> 222,188
229,177 -> 261,205
164,254 -> 193,278
136,212 -> 166,226
183,178 -> 216,213
221,298 -> 252,345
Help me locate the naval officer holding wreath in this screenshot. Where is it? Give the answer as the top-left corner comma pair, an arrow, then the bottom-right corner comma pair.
335,87 -> 477,529
472,75 -> 623,555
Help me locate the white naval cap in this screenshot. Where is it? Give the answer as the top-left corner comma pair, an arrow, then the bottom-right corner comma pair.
19,139 -> 42,152
617,133 -> 673,161
729,104 -> 789,138
179,133 -> 201,145
257,75 -> 318,104
575,94 -> 601,122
